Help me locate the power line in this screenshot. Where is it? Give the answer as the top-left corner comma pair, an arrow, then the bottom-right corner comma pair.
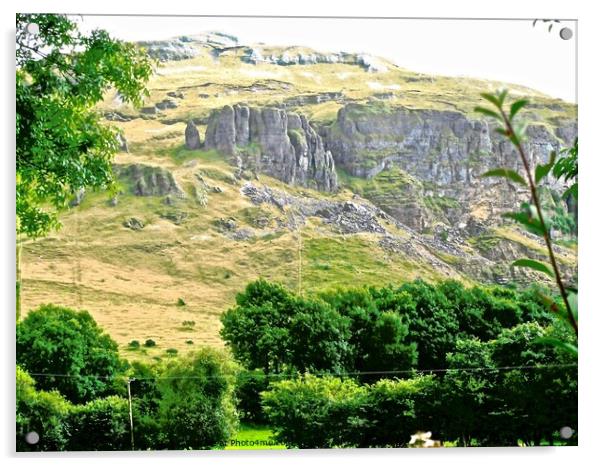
23,362 -> 577,381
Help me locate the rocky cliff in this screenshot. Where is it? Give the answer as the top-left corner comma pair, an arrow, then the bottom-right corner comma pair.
203,105 -> 338,192
321,102 -> 577,231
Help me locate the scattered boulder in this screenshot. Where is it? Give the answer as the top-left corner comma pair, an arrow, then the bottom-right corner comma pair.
69,188 -> 85,207
215,217 -> 237,231
160,211 -> 188,225
185,121 -> 201,150
116,133 -> 129,153
167,91 -> 185,99
156,99 -> 178,110
123,217 -> 144,231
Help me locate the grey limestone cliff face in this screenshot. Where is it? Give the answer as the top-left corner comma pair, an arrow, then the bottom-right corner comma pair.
324,103 -> 575,182
322,103 -> 576,230
204,105 -> 338,192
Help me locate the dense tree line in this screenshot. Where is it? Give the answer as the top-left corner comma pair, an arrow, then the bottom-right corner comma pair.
222,279 -> 577,447
17,306 -> 238,451
17,279 -> 576,450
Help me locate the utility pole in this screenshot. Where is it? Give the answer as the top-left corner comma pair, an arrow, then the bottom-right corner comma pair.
126,378 -> 135,451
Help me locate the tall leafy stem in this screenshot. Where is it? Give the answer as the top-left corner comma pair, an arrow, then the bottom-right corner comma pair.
476,91 -> 578,346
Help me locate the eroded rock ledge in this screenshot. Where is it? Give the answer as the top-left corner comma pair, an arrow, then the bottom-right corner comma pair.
204,105 -> 338,192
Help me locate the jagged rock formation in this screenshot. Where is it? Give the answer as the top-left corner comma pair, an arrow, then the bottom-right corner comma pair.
204,105 -> 338,192
139,38 -> 200,62
185,121 -> 201,149
242,49 -> 388,72
114,164 -> 185,197
322,102 -> 577,231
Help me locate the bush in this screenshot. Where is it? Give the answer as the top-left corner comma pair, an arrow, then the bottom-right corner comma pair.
128,340 -> 140,349
185,339 -> 194,345
165,348 -> 178,356
176,298 -> 186,306
155,348 -> 238,449
144,339 -> 156,347
17,304 -> 124,403
235,369 -> 269,424
16,366 -> 71,452
362,375 -> 439,447
67,396 -> 130,451
262,375 -> 369,448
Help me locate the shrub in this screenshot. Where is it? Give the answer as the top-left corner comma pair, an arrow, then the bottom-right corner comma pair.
235,369 -> 269,424
16,366 -> 71,452
17,305 -> 124,403
362,375 -> 439,447
165,348 -> 178,357
67,396 -> 130,451
185,339 -> 194,345
181,320 -> 196,329
155,348 -> 238,449
128,340 -> 140,349
262,375 -> 369,448
144,339 -> 156,347
176,298 -> 186,306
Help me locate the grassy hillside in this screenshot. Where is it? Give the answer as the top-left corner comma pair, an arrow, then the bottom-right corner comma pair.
21,36 -> 577,360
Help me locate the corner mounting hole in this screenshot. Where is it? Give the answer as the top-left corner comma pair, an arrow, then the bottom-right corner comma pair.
25,431 -> 40,445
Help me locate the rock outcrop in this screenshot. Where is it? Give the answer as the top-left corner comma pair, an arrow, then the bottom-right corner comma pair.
242,49 -> 388,73
185,121 -> 201,149
322,102 -> 577,230
204,105 -> 338,192
114,164 -> 185,198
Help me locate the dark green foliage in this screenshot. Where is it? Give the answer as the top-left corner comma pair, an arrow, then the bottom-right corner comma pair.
221,279 -> 352,373
67,396 -> 130,451
397,280 -> 460,370
439,338 -> 497,446
144,339 -> 156,347
487,322 -> 577,446
223,279 -> 549,376
128,340 -> 140,349
362,375 -> 439,447
155,349 -> 238,449
176,297 -> 186,306
16,14 -> 153,238
321,287 -> 417,378
235,369 -> 270,424
16,366 -> 70,452
262,374 -> 438,449
262,375 -> 369,448
17,304 -> 124,403
165,348 -> 178,356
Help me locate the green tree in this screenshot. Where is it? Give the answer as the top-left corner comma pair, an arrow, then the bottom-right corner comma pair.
155,349 -> 238,449
488,322 -> 577,446
439,338 -> 497,446
398,280 -> 460,370
322,287 -> 417,378
262,375 -> 369,448
221,280 -> 296,373
16,14 -> 153,318
67,396 -> 130,451
221,279 -> 352,374
16,304 -> 125,403
16,366 -> 71,452
363,375 -> 439,447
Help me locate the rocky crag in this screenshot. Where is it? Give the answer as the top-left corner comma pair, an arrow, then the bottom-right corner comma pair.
190,101 -> 576,235
203,105 -> 338,192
